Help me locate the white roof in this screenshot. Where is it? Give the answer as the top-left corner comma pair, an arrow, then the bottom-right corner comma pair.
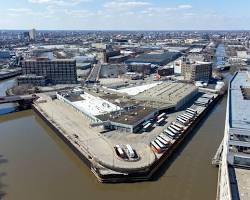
114,82 -> 162,96
71,92 -> 121,116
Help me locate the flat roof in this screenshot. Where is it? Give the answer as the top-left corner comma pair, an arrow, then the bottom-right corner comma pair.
126,52 -> 181,65
189,48 -> 203,53
109,55 -> 128,59
60,91 -> 121,116
97,106 -> 156,125
229,71 -> 250,130
114,82 -> 162,96
133,82 -> 198,107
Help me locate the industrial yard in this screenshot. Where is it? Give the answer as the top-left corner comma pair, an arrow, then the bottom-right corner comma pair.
32,80 -> 220,182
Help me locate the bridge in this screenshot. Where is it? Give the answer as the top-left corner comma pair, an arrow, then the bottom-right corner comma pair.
85,64 -> 101,84
0,95 -> 38,109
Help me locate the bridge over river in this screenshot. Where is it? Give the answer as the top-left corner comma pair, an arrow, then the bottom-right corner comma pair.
0,94 -> 37,109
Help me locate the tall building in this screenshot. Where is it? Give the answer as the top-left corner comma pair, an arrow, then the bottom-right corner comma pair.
217,71 -> 250,200
183,61 -> 212,82
29,29 -> 36,41
18,58 -> 77,85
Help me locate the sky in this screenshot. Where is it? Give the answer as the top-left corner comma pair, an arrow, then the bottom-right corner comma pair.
1,0 -> 250,30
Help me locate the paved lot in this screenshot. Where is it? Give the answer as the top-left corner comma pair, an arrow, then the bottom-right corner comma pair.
234,168 -> 250,200
35,97 -> 156,172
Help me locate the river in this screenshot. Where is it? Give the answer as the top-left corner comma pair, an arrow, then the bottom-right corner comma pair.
0,77 -> 226,200
215,43 -> 226,67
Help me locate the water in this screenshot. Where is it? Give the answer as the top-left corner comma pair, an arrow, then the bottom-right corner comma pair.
0,79 -> 17,114
215,44 -> 226,67
0,77 -> 226,200
215,43 -> 233,81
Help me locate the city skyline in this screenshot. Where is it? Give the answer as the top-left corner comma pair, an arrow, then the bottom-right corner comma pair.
1,0 -> 250,30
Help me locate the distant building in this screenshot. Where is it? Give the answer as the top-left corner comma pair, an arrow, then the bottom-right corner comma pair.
23,31 -> 30,40
157,66 -> 174,77
0,50 -> 11,59
183,61 -> 212,82
106,49 -> 120,60
99,64 -> 127,78
97,47 -> 120,64
18,58 -> 77,86
29,29 -> 36,41
109,55 -> 130,64
173,58 -> 183,74
127,63 -> 152,75
126,52 -> 181,66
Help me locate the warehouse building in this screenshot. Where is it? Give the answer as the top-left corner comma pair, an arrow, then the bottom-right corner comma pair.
127,63 -> 152,75
57,81 -> 198,133
132,82 -> 198,110
227,71 -> 250,166
125,52 -> 181,66
99,64 -> 127,78
109,55 -> 130,64
157,66 -> 174,77
218,71 -> 250,200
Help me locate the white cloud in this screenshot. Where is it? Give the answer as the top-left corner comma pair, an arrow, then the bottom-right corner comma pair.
64,9 -> 93,18
177,4 -> 192,9
137,3 -> 193,17
4,1 -> 202,30
8,8 -> 32,12
28,0 -> 60,3
7,6 -> 56,18
28,0 -> 90,6
104,0 -> 151,11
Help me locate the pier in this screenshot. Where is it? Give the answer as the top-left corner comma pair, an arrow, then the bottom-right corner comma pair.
32,91 -> 222,183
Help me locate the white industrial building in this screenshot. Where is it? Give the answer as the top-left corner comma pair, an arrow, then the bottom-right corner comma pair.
217,71 -> 250,200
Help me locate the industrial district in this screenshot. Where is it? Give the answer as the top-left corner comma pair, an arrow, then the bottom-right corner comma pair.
1,29 -> 250,200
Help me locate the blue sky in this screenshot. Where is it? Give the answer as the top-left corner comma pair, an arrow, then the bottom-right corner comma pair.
1,0 -> 250,30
